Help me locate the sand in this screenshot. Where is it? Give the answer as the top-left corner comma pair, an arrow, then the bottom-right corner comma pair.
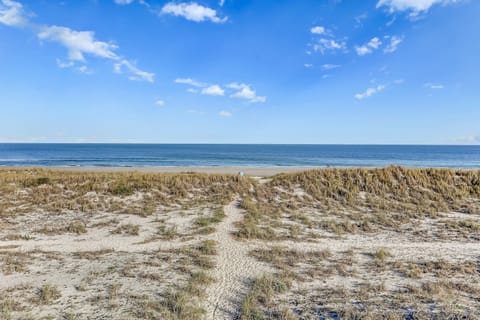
2,166 -> 319,176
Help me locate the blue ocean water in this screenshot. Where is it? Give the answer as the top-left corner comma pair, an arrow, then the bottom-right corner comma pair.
0,144 -> 479,168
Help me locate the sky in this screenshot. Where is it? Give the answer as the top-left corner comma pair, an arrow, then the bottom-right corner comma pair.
0,0 -> 479,144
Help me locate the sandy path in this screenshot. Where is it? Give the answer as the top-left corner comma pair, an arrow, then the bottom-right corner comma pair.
203,199 -> 272,320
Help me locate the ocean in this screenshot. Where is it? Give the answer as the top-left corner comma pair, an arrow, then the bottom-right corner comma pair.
0,144 -> 479,168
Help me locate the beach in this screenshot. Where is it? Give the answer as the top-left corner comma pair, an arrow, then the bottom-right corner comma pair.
4,165 -> 316,176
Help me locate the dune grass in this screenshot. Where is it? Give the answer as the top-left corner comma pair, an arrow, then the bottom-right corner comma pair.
0,168 -> 252,217
1,167 -> 480,319
235,167 -> 480,239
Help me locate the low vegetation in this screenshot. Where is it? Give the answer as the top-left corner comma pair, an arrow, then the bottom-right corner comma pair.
0,168 -> 251,217
236,167 -> 480,240
1,167 -> 480,319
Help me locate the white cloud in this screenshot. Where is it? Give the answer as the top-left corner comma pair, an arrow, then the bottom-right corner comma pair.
114,0 -> 135,4
161,2 -> 227,23
1,1 -> 153,82
41,26 -> 153,81
228,83 -> 266,103
219,110 -> 232,117
201,84 -> 224,96
384,35 -> 403,53
175,78 -> 266,103
376,0 -> 461,16
321,64 -> 340,70
355,37 -> 382,56
313,38 -> 346,54
219,0 -> 225,6
424,83 -> 445,89
355,46 -> 371,56
113,60 -> 155,82
38,26 -> 119,61
368,37 -> 382,49
0,0 -> 27,27
309,25 -> 346,55
354,84 -> 386,100
155,99 -> 165,107
175,78 -> 205,87
310,26 -> 326,35
304,63 -> 313,68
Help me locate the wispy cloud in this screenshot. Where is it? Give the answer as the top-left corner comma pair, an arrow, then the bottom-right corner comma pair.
175,78 -> 205,87
0,0 -> 27,27
155,99 -> 165,107
321,64 -> 341,70
228,83 -> 266,103
377,0 -> 462,17
313,38 -> 346,54
354,13 -> 368,28
219,110 -> 232,117
384,35 -> 403,53
424,83 -> 445,89
201,85 -> 225,96
354,84 -> 386,100
355,37 -> 382,56
455,135 -> 480,144
113,0 -> 135,4
38,26 -> 119,61
113,60 -> 155,82
161,2 -> 227,23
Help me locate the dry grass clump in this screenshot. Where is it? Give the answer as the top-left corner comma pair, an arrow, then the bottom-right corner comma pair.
67,221 -> 87,234
193,208 -> 226,234
73,249 -> 114,260
372,247 -> 392,268
157,225 -> 179,240
239,274 -> 293,320
159,269 -> 214,320
197,240 -> 217,255
0,251 -> 30,274
234,197 -> 279,240
36,284 -> 61,305
157,242 -> 217,319
112,223 -> 140,236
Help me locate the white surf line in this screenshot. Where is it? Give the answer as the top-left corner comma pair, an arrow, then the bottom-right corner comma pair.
203,199 -> 273,320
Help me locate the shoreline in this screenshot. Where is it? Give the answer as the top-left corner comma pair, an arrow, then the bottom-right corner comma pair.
0,166 -> 321,176
1,165 -> 478,176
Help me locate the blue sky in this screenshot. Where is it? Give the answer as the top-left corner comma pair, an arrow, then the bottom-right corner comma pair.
0,0 -> 479,144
